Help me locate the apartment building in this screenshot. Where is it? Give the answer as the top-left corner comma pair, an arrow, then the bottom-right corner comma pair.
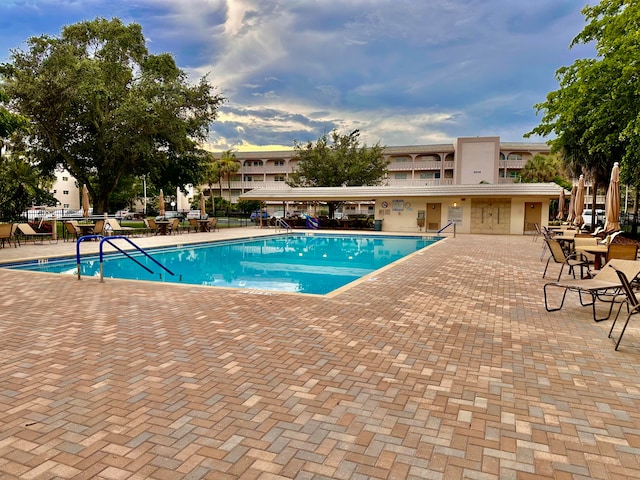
218,136 -> 550,203
49,136 -> 550,212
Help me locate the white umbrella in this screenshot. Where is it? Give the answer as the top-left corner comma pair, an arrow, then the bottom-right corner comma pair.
574,175 -> 585,227
604,162 -> 620,232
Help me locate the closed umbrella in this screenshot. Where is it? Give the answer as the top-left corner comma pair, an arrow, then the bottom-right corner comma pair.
566,184 -> 576,223
604,162 -> 620,232
159,189 -> 165,217
574,175 -> 585,227
556,188 -> 565,221
82,184 -> 90,221
199,194 -> 206,218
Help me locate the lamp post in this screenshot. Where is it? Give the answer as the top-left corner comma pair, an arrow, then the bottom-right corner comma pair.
143,174 -> 147,215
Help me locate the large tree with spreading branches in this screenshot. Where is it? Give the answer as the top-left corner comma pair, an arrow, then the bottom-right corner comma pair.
0,17 -> 225,214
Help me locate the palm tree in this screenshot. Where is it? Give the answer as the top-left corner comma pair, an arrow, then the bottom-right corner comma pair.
218,150 -> 239,203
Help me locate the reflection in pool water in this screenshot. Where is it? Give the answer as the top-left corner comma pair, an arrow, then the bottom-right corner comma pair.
7,233 -> 441,295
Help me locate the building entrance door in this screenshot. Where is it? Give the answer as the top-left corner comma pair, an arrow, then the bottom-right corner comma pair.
524,202 -> 542,233
426,203 -> 441,231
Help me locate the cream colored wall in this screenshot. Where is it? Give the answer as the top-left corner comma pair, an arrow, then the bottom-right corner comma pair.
375,196 -> 551,235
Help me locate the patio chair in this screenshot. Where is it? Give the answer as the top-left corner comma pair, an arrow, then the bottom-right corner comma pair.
208,217 -> 218,232
544,259 -> 640,322
167,217 -> 181,235
144,218 -> 160,235
608,266 -> 640,350
16,223 -> 54,244
0,223 -> 17,248
92,219 -> 105,236
606,243 -> 638,262
187,218 -> 199,233
64,221 -> 81,241
542,238 -> 590,281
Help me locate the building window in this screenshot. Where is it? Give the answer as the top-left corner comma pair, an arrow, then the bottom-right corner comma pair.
63,190 -> 69,195
394,173 -> 407,179
507,153 -> 522,161
63,204 -> 69,208
275,175 -> 286,182
274,160 -> 285,166
245,176 -> 253,182
393,156 -> 410,163
62,176 -> 69,181
420,172 -> 434,179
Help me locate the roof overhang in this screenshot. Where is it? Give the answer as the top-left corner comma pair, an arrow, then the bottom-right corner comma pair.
239,183 -> 567,202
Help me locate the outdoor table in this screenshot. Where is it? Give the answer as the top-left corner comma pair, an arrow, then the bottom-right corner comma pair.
76,223 -> 95,236
197,219 -> 210,232
155,220 -> 171,235
576,244 -> 609,270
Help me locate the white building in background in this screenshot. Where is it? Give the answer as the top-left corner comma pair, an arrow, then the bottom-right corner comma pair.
51,136 -> 551,213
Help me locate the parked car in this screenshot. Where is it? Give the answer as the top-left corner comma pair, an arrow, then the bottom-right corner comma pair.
156,211 -> 185,221
115,210 -> 139,220
250,210 -> 270,222
187,210 -> 206,219
582,208 -> 604,230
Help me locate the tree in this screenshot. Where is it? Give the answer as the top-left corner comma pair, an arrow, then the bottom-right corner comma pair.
526,0 -> 639,220
0,17 -> 225,214
288,129 -> 388,217
217,150 -> 239,203
519,153 -> 571,188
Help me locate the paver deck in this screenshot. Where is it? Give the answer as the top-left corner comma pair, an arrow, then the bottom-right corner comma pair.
1,229 -> 640,479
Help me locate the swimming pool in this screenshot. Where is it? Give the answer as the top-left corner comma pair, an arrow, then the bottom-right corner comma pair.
6,233 -> 441,295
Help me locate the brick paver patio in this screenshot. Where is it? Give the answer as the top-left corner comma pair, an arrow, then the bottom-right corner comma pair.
1,230 -> 640,479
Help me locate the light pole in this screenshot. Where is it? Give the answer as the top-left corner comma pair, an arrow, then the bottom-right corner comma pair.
143,174 -> 147,214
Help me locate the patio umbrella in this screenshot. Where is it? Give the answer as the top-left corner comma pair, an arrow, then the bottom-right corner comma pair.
556,188 -> 565,221
566,184 -> 576,223
159,189 -> 165,217
199,194 -> 206,218
604,162 -> 621,232
574,175 -> 585,227
82,184 -> 90,221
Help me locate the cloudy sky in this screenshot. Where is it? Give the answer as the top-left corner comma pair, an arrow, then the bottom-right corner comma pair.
0,0 -> 595,152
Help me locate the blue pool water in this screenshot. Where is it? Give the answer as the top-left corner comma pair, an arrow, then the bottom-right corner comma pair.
6,233 -> 441,295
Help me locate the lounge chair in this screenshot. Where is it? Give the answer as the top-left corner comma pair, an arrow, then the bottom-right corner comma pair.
544,259 -> 640,322
106,218 -> 136,236
608,266 -> 640,350
207,217 -> 218,232
542,238 -> 590,281
16,223 -> 54,244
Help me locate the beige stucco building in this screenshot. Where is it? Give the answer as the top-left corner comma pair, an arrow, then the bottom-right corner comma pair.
240,183 -> 563,235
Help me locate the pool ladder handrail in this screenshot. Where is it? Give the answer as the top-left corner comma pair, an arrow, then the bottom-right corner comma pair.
75,235 -> 175,282
437,221 -> 456,237
275,217 -> 292,233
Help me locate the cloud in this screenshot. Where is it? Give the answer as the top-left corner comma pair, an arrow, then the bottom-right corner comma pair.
0,0 -> 592,150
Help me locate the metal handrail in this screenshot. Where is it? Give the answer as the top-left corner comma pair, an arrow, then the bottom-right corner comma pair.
275,218 -> 292,232
437,221 -> 456,237
75,235 -> 174,281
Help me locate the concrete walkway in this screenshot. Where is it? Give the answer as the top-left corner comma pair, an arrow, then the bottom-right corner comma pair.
1,230 -> 639,479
